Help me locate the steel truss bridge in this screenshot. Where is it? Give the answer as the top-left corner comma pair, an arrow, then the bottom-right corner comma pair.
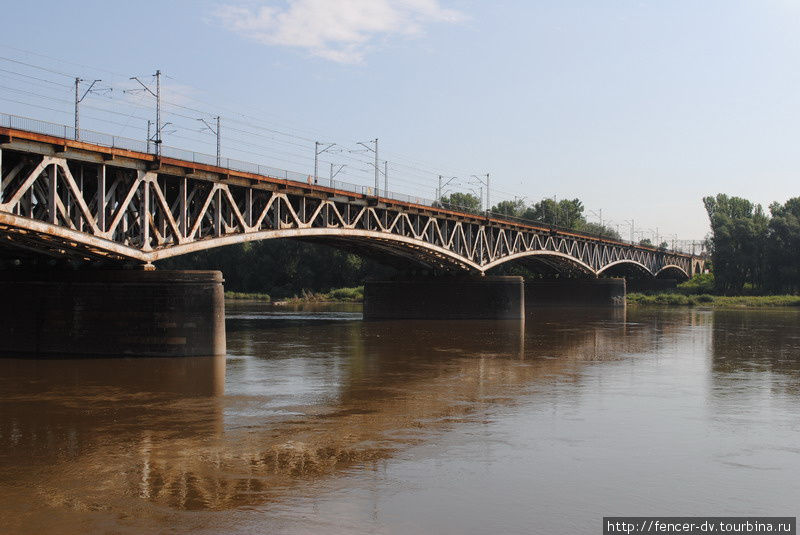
0,125 -> 702,279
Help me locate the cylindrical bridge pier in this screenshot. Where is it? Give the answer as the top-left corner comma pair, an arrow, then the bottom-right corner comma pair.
0,270 -> 225,357
364,276 -> 525,320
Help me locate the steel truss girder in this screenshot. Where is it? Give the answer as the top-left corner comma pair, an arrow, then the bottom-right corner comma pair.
0,151 -> 696,277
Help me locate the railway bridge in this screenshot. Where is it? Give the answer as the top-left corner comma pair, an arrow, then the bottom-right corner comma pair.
0,119 -> 704,357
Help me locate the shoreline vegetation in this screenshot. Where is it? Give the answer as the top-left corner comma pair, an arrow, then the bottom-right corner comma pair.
627,293 -> 800,308
225,277 -> 800,309
225,286 -> 364,304
627,273 -> 800,308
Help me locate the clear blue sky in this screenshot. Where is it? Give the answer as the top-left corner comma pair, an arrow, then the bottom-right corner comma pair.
2,0 -> 799,241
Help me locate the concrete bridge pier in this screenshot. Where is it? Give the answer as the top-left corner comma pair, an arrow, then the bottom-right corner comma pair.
0,270 -> 226,357
525,278 -> 627,307
363,276 -> 525,320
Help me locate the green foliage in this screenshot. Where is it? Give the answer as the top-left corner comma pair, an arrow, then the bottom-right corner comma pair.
491,199 -> 526,218
280,286 -> 364,303
627,292 -> 800,307
677,273 -> 715,295
579,221 -> 622,240
703,194 -> 769,294
766,198 -> 800,293
439,192 -> 482,213
324,286 -> 364,301
639,238 -> 653,247
524,198 -> 584,228
157,240 -> 394,298
225,291 -> 271,301
697,194 -> 800,294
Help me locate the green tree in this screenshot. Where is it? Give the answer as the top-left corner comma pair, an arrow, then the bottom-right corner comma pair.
639,238 -> 653,247
158,240 -> 395,298
524,198 -> 584,228
439,192 -> 482,213
491,199 -> 526,218
703,194 -> 769,294
579,221 -> 622,240
766,197 -> 800,293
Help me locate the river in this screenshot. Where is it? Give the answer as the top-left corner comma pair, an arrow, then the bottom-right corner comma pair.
1,303 -> 798,534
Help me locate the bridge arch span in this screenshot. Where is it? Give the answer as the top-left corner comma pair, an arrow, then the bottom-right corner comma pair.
483,250 -> 597,277
147,228 -> 484,272
655,264 -> 690,281
596,259 -> 654,278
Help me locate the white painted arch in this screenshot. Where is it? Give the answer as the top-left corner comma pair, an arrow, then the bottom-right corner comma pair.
481,249 -> 596,276
596,259 -> 654,277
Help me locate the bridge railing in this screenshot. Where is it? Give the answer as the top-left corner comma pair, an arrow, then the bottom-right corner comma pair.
0,112 -> 702,256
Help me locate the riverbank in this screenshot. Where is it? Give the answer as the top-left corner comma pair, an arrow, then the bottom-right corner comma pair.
627,292 -> 800,307
225,286 -> 364,304
227,288 -> 800,308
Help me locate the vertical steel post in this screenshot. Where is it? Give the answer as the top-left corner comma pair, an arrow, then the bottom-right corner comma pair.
245,188 -> 253,228
74,78 -> 80,140
48,164 -> 57,224
97,165 -> 106,233
214,188 -> 222,236
155,70 -> 161,157
314,141 -> 319,184
141,180 -> 150,249
216,115 -> 221,166
78,165 -> 84,232
384,160 -> 388,198
374,138 -> 379,196
486,173 -> 490,215
179,177 -> 187,237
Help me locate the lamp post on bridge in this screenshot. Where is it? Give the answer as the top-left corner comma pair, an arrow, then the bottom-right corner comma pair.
127,70 -> 164,157
355,139 -> 379,196
314,141 -> 337,185
437,175 -> 458,204
588,208 -> 604,231
468,186 -> 483,213
198,116 -> 221,166
330,162 -> 346,188
471,173 -> 490,215
74,77 -> 107,141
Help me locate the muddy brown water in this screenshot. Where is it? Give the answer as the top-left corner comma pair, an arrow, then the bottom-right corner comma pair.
1,303 -> 798,534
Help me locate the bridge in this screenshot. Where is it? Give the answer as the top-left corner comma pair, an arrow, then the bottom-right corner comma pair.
0,119 -> 700,278
0,115 -> 704,357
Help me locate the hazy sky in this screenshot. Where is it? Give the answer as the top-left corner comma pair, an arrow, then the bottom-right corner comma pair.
2,0 -> 800,240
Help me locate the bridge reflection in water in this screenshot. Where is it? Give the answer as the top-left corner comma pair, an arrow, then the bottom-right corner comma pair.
0,304 -> 680,532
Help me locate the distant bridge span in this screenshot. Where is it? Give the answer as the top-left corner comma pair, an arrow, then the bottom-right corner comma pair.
0,126 -> 703,279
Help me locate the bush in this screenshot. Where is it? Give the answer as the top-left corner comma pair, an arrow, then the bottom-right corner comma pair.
225,291 -> 271,301
325,286 -> 364,301
677,273 -> 715,295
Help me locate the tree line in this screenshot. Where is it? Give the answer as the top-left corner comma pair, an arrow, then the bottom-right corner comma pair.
704,194 -> 800,294
439,193 -> 622,240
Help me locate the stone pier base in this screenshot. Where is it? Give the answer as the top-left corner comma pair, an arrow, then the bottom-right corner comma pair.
526,278 -> 626,307
0,270 -> 226,357
364,276 -> 525,320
